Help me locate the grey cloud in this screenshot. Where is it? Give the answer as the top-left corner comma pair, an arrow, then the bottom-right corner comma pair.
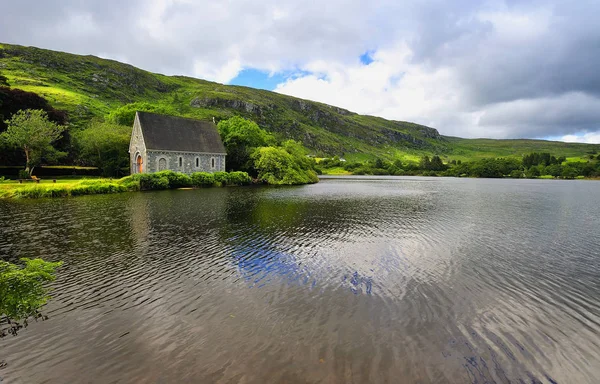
1,0 -> 599,139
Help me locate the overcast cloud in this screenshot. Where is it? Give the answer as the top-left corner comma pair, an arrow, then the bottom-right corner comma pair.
1,0 -> 599,141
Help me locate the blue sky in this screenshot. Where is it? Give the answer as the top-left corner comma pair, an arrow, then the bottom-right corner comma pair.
229,70 -> 287,91
1,0 -> 599,142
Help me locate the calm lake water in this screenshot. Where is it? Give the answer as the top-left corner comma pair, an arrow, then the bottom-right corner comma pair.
1,176 -> 599,383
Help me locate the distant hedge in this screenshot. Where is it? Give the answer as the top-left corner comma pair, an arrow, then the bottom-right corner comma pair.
0,166 -> 102,178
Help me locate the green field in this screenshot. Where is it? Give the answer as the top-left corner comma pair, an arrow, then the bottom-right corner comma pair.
1,42 -> 599,162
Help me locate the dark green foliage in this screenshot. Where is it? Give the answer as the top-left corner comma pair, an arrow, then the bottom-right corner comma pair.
522,152 -> 563,168
225,171 -> 252,185
217,116 -> 273,174
561,166 -> 579,179
153,170 -> 192,188
253,143 -> 319,185
105,102 -> 178,126
420,155 -> 446,171
0,86 -> 67,131
509,169 -> 524,178
0,258 -> 62,324
133,173 -> 170,190
191,172 -> 215,187
75,121 -> 130,177
212,171 -> 229,185
1,109 -> 67,176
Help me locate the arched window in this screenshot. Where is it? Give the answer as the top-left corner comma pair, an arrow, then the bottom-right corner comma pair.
158,157 -> 167,171
179,157 -> 183,168
195,157 -> 199,168
211,157 -> 216,169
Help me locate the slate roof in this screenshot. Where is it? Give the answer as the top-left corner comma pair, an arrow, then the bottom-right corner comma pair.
137,111 -> 226,154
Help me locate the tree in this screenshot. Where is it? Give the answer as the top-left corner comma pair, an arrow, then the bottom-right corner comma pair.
217,116 -> 273,174
1,258 -> 62,335
105,102 -> 177,126
0,109 -> 66,177
0,87 -> 67,131
252,146 -> 318,185
429,155 -> 446,171
75,121 -> 131,177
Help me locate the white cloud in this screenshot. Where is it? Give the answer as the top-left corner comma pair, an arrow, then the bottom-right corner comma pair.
2,0 -> 600,140
561,133 -> 600,144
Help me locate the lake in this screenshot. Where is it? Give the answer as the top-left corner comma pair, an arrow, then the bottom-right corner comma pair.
1,176 -> 599,383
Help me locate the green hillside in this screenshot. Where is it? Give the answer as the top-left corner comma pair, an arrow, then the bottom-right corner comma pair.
1,42 -> 598,162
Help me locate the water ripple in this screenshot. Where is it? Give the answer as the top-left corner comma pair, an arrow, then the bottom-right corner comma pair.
0,178 -> 599,383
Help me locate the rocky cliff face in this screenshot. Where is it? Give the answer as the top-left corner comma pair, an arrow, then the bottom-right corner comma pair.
189,95 -> 443,152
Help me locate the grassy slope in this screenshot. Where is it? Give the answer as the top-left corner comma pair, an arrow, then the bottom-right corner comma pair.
1,43 -> 599,162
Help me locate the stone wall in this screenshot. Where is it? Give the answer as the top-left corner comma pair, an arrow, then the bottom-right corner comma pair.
129,115 -> 147,174
146,151 -> 225,174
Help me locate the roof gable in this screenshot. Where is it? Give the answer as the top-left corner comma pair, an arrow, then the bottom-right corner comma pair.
136,111 -> 226,154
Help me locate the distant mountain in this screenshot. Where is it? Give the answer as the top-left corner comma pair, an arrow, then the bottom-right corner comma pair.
1,43 -> 598,161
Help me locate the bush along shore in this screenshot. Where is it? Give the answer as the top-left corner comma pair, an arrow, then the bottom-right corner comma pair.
0,170 -> 253,199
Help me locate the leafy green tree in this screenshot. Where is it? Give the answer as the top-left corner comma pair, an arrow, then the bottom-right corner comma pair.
217,116 -> 273,174
545,164 -> 562,177
106,102 -> 178,126
1,258 -> 62,333
561,166 -> 578,179
525,166 -> 541,178
75,121 -> 131,177
253,145 -> 318,185
0,109 -> 66,177
429,155 -> 446,171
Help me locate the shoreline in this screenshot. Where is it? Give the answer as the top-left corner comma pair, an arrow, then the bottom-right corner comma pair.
0,170 -> 320,200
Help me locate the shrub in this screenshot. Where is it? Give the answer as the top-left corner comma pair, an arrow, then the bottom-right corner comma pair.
212,171 -> 229,186
191,172 -> 215,187
225,171 -> 252,186
154,170 -> 192,188
509,170 -> 524,178
135,174 -> 170,190
18,170 -> 29,179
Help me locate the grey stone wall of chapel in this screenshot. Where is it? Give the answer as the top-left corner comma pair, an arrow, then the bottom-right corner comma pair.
129,116 -> 147,174
146,151 -> 226,174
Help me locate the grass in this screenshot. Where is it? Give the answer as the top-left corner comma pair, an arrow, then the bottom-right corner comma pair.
0,171 -> 253,199
0,178 -> 124,198
1,42 -> 599,161
320,167 -> 351,175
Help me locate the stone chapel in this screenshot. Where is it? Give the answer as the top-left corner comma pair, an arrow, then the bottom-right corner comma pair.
129,111 -> 226,174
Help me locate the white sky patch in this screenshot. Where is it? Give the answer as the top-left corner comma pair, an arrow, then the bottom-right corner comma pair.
194,58 -> 242,84
561,132 -> 600,144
